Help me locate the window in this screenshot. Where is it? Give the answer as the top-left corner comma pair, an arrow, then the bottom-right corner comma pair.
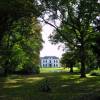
49,60 -> 51,63
43,60 -> 45,63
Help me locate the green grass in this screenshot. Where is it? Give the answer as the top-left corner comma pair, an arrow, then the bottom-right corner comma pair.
40,67 -> 79,73
40,67 -> 67,73
0,68 -> 100,100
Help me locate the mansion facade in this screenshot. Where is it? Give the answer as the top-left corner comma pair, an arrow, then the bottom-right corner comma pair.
40,56 -> 60,67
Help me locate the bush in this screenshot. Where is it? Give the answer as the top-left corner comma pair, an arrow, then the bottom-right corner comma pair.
0,67 -> 4,76
40,78 -> 51,92
32,65 -> 40,74
90,70 -> 100,76
14,63 -> 40,75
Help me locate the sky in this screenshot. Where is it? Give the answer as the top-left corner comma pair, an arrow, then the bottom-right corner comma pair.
40,24 -> 64,58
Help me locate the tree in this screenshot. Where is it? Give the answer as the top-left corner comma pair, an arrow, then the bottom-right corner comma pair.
39,0 -> 100,77
60,51 -> 76,73
0,0 -> 43,75
0,0 -> 41,44
92,16 -> 100,68
0,17 -> 43,75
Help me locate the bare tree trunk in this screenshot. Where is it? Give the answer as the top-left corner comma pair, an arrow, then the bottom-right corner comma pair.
80,58 -> 86,77
80,33 -> 86,78
70,66 -> 73,73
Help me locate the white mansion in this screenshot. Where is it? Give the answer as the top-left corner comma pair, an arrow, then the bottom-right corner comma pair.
40,56 -> 60,67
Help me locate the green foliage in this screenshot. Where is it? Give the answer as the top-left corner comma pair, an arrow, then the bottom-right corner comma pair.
40,78 -> 51,92
0,0 -> 44,75
60,51 -> 77,73
91,18 -> 100,68
0,16 -> 43,75
61,52 -> 75,66
0,0 -> 41,45
90,70 -> 100,76
41,0 -> 100,77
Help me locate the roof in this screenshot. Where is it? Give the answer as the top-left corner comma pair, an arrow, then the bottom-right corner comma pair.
41,56 -> 59,59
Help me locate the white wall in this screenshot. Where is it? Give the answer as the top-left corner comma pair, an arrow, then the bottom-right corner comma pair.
41,57 -> 60,67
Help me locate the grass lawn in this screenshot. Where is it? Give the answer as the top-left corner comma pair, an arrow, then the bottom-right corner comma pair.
40,67 -> 79,73
0,68 -> 100,100
40,67 -> 67,73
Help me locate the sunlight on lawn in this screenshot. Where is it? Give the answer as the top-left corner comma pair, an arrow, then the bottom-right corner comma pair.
40,67 -> 67,73
0,69 -> 100,100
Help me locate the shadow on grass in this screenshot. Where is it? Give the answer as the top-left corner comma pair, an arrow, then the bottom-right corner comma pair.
0,72 -> 100,100
0,75 -> 46,100
38,72 -> 100,100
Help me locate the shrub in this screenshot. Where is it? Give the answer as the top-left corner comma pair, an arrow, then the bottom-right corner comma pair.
90,70 -> 100,76
40,78 -> 51,92
14,63 -> 40,75
0,67 -> 4,76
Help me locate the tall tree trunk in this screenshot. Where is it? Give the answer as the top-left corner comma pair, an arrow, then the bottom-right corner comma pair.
4,60 -> 9,76
80,58 -> 86,77
80,33 -> 86,78
70,65 -> 73,73
80,47 -> 86,77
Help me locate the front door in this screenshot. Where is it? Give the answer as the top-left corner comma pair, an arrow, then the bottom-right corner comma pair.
49,64 -> 52,67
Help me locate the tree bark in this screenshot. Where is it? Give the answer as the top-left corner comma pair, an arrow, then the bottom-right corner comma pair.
70,66 -> 73,73
80,46 -> 86,77
80,33 -> 86,78
80,59 -> 86,77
